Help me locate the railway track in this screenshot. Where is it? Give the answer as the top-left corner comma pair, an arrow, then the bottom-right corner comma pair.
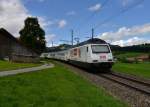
99,72 -> 150,95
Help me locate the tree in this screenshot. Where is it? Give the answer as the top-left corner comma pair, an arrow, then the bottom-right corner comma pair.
19,17 -> 46,54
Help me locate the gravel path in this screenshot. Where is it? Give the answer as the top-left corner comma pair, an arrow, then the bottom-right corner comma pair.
57,61 -> 150,107
0,64 -> 54,77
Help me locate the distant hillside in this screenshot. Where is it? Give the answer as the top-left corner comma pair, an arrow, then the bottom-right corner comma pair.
46,44 -> 72,52
111,43 -> 150,53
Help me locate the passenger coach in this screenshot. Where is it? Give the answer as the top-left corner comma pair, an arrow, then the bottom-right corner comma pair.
41,38 -> 114,71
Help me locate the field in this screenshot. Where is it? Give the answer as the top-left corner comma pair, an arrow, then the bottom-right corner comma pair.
112,52 -> 150,79
114,52 -> 147,59
112,62 -> 150,79
0,61 -> 127,107
0,60 -> 41,71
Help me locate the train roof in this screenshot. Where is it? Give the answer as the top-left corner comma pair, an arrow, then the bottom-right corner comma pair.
73,38 -> 107,47
46,38 -> 107,52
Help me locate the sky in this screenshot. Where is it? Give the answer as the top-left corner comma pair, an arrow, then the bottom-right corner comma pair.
0,0 -> 150,47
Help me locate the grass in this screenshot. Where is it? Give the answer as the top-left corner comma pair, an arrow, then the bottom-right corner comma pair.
0,61 -> 128,107
114,52 -> 147,59
0,60 -> 41,71
112,62 -> 150,79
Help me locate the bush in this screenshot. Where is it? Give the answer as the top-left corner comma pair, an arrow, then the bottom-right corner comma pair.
148,53 -> 150,61
119,57 -> 135,63
135,58 -> 138,64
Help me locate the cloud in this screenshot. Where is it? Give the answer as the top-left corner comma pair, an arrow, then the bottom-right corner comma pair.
0,0 -> 50,37
46,34 -> 56,42
58,20 -> 67,28
121,0 -> 142,8
112,37 -> 150,47
122,0 -> 133,7
38,0 -> 45,2
0,0 -> 29,36
24,0 -> 46,3
38,17 -> 53,28
66,11 -> 76,16
45,34 -> 56,47
88,3 -> 101,12
99,23 -> 150,42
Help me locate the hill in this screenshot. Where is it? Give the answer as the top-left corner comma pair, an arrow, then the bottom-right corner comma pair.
111,43 -> 150,53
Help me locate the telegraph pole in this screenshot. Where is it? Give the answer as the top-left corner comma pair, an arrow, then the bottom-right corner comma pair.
74,37 -> 80,44
52,41 -> 53,47
92,28 -> 94,40
71,29 -> 74,45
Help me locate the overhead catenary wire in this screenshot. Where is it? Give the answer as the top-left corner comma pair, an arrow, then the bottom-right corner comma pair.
79,0 -> 110,28
75,0 -> 110,41
82,0 -> 144,37
67,0 -> 144,45
93,0 -> 144,29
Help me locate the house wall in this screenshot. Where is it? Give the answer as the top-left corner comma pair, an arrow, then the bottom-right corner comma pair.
11,55 -> 39,63
0,31 -> 39,63
0,33 -> 11,59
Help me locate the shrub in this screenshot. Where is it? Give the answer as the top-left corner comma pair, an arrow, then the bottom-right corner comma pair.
119,57 -> 135,63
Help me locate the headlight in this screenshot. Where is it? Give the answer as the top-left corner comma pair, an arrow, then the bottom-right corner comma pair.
93,60 -> 98,62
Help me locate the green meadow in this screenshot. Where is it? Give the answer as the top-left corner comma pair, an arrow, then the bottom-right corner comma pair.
113,62 -> 150,79
112,52 -> 150,79
0,61 -> 128,107
0,60 -> 40,71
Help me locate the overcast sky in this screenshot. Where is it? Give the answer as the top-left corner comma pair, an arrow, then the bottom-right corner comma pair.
0,0 -> 150,47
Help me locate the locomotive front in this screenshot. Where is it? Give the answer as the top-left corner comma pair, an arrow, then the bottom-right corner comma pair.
89,44 -> 114,70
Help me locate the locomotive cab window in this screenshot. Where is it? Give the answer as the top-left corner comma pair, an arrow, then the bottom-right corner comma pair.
87,46 -> 88,52
91,45 -> 110,53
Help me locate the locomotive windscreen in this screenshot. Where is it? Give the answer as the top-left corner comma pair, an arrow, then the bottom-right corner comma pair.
91,45 -> 110,53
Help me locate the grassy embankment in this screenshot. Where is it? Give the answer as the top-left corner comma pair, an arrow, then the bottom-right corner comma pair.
114,52 -> 147,58
0,60 -> 41,71
113,62 -> 150,79
0,61 -> 128,107
113,52 -> 150,79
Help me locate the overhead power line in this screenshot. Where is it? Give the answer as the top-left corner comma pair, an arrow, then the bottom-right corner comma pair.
94,0 -> 144,29
76,0 -> 110,41
80,0 -> 110,27
81,0 -> 144,39
81,0 -> 110,27
60,40 -> 71,44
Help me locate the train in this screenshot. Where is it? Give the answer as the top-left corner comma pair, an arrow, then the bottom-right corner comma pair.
41,38 -> 114,71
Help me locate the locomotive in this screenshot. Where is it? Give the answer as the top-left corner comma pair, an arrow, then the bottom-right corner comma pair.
41,38 -> 114,71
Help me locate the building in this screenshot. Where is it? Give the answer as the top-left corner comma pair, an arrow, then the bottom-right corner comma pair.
0,28 -> 39,63
126,54 -> 150,63
136,55 -> 150,62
